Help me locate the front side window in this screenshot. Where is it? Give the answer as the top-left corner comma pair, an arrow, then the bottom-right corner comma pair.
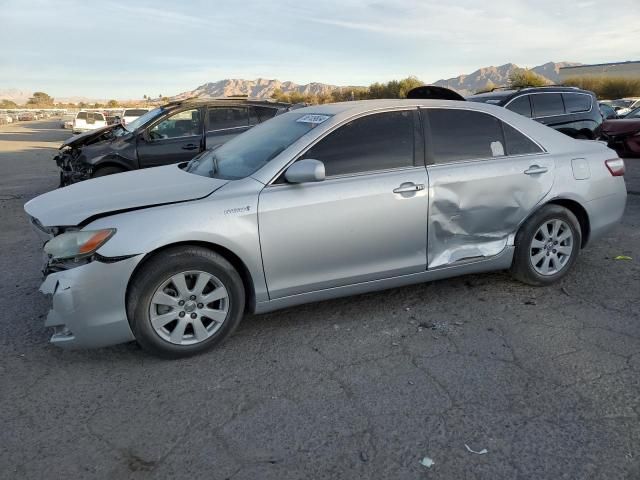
208,107 -> 248,131
562,93 -> 591,113
76,111 -> 87,120
506,95 -> 532,117
428,109 -> 505,163
531,93 -> 565,117
149,109 -> 201,139
301,111 -> 414,176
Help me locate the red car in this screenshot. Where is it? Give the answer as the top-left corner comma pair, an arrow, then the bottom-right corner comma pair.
601,107 -> 640,157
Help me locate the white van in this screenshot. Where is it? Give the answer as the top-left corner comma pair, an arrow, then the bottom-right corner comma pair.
73,111 -> 107,134
121,108 -> 150,126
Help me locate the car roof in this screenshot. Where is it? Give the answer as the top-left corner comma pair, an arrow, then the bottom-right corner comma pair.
291,98 -> 509,116
164,97 -> 292,109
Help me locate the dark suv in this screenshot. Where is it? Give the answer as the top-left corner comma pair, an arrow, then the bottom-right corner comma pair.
467,86 -> 602,139
55,98 -> 298,185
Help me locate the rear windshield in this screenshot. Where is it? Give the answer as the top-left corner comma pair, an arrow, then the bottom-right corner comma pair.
123,109 -> 148,116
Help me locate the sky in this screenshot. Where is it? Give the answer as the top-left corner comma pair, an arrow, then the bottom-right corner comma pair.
1,0 -> 639,99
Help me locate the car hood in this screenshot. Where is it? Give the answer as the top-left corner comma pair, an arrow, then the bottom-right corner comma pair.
25,164 -> 228,227
602,118 -> 640,136
60,124 -> 124,149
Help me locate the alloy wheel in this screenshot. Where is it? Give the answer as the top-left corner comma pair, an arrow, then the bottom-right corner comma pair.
149,270 -> 230,345
529,219 -> 574,276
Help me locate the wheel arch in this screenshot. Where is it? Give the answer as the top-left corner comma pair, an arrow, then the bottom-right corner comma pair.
541,198 -> 590,248
126,241 -> 257,314
90,154 -> 133,173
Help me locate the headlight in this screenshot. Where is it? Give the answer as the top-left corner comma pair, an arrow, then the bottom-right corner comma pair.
44,229 -> 116,260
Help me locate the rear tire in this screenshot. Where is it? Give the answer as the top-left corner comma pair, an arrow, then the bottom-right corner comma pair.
510,205 -> 582,286
92,165 -> 125,178
127,246 -> 245,359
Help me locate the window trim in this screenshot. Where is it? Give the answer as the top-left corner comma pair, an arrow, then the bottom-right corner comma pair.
505,92 -> 593,119
421,106 -> 547,167
266,107 -> 420,186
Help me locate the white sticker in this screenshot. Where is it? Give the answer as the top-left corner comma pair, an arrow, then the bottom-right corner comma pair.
296,114 -> 331,124
490,141 -> 505,157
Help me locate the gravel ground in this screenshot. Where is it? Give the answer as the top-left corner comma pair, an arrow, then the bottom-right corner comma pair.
1,120 -> 639,479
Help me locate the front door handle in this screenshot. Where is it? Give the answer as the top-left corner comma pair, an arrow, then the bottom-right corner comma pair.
524,165 -> 548,175
182,144 -> 199,151
393,183 -> 425,194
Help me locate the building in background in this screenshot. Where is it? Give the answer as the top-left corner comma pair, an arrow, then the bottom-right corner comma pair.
560,61 -> 640,81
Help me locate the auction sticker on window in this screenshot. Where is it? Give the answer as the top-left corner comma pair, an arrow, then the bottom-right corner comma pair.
296,114 -> 331,124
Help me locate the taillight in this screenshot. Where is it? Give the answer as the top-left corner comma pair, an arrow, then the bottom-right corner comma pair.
605,158 -> 625,176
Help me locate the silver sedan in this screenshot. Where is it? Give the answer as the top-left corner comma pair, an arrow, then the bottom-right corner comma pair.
25,99 -> 627,358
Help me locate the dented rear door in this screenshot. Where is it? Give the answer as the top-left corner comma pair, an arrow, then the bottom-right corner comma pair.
422,107 -> 554,269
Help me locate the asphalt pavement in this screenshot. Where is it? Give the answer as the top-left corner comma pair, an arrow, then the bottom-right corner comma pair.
1,120 -> 639,479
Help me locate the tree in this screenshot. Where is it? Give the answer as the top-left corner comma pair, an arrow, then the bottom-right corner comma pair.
143,94 -> 147,100
107,99 -> 119,108
26,91 -> 54,106
0,99 -> 18,108
508,68 -> 548,88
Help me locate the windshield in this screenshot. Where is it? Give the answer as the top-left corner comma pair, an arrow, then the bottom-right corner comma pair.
124,107 -> 164,131
186,112 -> 332,179
124,109 -> 149,117
624,107 -> 640,119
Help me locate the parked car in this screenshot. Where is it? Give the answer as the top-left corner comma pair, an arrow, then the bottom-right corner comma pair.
466,86 -> 602,139
55,98 -> 297,185
612,97 -> 640,117
601,107 -> 640,157
72,111 -> 107,134
0,113 -> 14,124
599,102 -> 618,120
121,108 -> 149,126
18,112 -> 35,121
26,99 -> 626,357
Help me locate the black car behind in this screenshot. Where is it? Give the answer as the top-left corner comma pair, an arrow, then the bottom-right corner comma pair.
55,98 -> 298,185
467,86 -> 602,140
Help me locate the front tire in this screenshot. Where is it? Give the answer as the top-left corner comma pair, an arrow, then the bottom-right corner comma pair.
127,246 -> 245,358
510,205 -> 582,286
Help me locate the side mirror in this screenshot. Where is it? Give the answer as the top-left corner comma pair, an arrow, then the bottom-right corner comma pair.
285,159 -> 325,183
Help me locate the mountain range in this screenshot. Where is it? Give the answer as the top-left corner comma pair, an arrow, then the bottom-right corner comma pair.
0,62 -> 579,104
432,61 -> 582,95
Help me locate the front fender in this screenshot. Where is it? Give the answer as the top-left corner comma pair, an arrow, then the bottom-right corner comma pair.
84,177 -> 268,303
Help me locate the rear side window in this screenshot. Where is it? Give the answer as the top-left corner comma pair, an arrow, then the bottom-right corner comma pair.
531,93 -> 565,117
506,96 -> 532,117
562,93 -> 591,113
302,111 -> 414,176
76,111 -> 87,120
208,107 -> 248,131
427,109 -> 505,163
503,123 -> 543,155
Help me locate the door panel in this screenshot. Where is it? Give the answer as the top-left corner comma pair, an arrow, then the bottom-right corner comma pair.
426,155 -> 554,268
259,168 -> 429,298
206,127 -> 249,150
137,108 -> 203,167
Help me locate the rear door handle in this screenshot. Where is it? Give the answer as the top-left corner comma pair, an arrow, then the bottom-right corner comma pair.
393,183 -> 425,194
182,144 -> 199,151
524,165 -> 548,175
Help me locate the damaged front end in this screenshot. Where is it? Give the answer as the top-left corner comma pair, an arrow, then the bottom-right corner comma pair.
55,124 -> 125,186
55,147 -> 93,187
29,217 -> 140,348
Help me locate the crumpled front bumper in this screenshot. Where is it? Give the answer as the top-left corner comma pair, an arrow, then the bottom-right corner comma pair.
54,151 -> 92,186
39,255 -> 144,348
